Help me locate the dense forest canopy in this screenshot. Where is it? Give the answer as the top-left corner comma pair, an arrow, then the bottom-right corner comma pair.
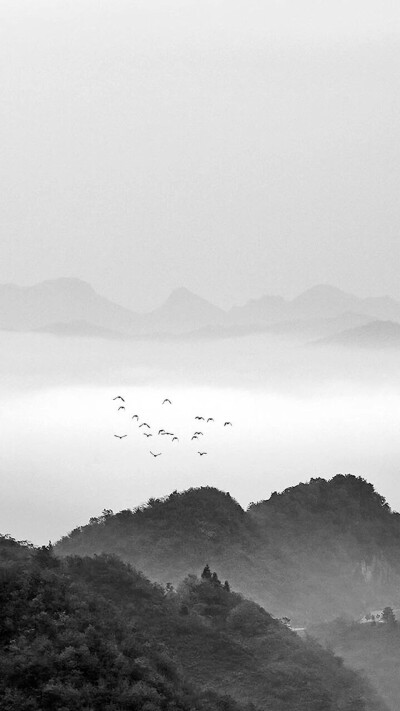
0,536 -> 388,711
55,475 -> 400,623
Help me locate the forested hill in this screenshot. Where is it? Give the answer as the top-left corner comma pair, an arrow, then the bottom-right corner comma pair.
309,616 -> 400,711
55,475 -> 400,624
0,536 -> 389,711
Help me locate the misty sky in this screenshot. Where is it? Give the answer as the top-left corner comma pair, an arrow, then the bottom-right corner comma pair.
1,1 -> 400,310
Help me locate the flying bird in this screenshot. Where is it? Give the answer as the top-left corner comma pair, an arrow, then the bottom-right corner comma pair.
195,416 -> 205,421
118,406 -> 125,411
139,423 -> 150,428
114,434 -> 127,439
143,433 -> 153,437
158,429 -> 165,435
150,451 -> 162,457
224,422 -> 232,426
207,418 -> 214,422
191,435 -> 198,440
194,431 -> 203,436
162,398 -> 172,404
113,396 -> 125,402
198,451 -> 207,456
172,436 -> 179,442
132,415 -> 139,421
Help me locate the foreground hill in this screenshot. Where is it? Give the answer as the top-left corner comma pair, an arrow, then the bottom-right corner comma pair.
309,616 -> 400,711
0,536 -> 388,711
56,476 -> 400,625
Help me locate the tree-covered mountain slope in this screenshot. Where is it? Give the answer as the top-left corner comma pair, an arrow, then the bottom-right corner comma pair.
309,616 -> 400,711
0,536 -> 388,711
0,537 -> 248,711
55,476 -> 400,624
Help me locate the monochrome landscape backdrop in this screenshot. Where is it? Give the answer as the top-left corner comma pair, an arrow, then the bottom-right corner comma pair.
2,277 -> 400,548
2,1 -> 400,710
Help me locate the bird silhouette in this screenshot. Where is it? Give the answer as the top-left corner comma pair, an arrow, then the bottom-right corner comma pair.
224,422 -> 232,426
158,429 -> 165,435
207,418 -> 214,422
113,396 -> 125,402
114,434 -> 127,439
139,423 -> 150,428
150,451 -> 162,457
162,398 -> 172,404
118,406 -> 125,411
198,451 -> 207,456
165,432 -> 174,436
132,415 -> 139,421
143,433 -> 153,437
172,436 -> 179,442
195,416 -> 205,420
194,431 -> 204,436
191,435 -> 198,440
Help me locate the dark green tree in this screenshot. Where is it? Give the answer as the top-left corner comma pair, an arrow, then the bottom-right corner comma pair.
382,606 -> 396,625
201,564 -> 212,581
211,571 -> 221,586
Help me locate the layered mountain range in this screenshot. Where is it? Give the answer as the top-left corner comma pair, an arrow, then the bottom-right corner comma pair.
2,278 -> 400,345
56,475 -> 400,626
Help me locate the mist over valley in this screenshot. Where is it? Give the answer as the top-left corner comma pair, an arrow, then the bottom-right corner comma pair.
2,280 -> 400,548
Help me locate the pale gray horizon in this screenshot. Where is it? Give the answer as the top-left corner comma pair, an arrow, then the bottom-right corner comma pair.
1,1 -> 400,310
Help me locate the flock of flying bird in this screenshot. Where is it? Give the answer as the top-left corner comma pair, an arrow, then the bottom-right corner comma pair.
112,396 -> 232,457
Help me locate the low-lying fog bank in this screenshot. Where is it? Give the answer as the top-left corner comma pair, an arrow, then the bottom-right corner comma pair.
1,330 -> 399,544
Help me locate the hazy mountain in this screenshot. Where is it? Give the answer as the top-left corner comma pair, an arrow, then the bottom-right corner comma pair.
290,284 -> 360,319
0,279 -> 225,337
226,294 -> 288,325
314,320 -> 400,348
145,286 -> 225,333
55,475 -> 400,626
266,311 -> 372,340
2,279 -> 400,340
228,285 -> 400,327
0,278 -> 141,334
187,311 -> 372,342
0,536 -> 388,711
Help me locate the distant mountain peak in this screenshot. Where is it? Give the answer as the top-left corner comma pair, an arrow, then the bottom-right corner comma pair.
293,284 -> 354,303
36,277 -> 96,295
298,283 -> 349,296
162,287 -> 221,309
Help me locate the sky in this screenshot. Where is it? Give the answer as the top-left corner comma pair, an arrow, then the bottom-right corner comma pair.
1,0 -> 400,313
